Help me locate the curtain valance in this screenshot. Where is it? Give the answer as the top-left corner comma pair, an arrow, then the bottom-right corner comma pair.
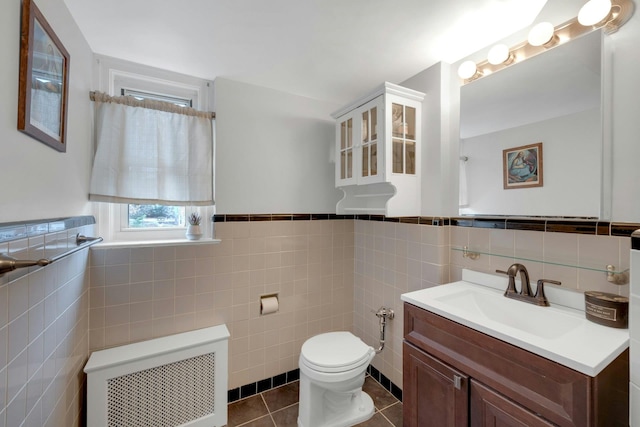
89,91 -> 214,206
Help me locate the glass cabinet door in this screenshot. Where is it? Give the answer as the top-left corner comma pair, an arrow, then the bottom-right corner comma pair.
339,117 -> 353,180
391,103 -> 416,175
361,106 -> 378,179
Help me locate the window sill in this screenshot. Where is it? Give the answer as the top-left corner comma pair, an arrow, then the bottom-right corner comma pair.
91,238 -> 221,249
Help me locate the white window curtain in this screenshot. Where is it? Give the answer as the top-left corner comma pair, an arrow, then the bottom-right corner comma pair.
89,91 -> 214,206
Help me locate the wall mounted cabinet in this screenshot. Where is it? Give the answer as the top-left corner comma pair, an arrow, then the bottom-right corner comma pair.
331,82 -> 424,217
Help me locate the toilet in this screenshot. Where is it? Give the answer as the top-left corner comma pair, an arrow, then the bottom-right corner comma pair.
298,331 -> 376,427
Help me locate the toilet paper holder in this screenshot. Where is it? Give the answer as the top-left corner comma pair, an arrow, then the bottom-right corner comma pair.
260,293 -> 279,315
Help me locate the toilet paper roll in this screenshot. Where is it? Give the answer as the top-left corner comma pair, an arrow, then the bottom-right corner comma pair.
261,296 -> 279,315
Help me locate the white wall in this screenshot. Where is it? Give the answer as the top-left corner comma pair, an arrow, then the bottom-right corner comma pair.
610,10 -> 640,222
214,78 -> 342,214
460,108 -> 601,217
0,0 -> 94,223
401,63 -> 457,217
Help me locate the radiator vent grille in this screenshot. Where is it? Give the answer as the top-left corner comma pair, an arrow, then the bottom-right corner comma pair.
106,353 -> 216,427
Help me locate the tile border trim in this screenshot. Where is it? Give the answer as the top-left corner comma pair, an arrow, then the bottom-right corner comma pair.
368,365 -> 403,402
0,215 -> 96,244
213,214 -> 356,222
212,213 -> 640,237
227,369 -> 301,403
227,366 -> 402,404
2,214 -> 637,243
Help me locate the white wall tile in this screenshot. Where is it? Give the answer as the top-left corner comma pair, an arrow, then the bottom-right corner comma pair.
8,277 -> 28,323
104,248 -> 131,266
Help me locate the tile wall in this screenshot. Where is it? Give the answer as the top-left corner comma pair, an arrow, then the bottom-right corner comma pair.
0,220 -> 95,427
449,226 -> 631,296
354,220 -> 450,390
88,219 -> 355,389
354,219 -> 632,391
2,214 -> 633,426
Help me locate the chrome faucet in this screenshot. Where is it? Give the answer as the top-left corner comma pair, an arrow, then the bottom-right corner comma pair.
496,263 -> 561,306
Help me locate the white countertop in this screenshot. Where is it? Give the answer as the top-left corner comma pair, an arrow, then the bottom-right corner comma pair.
401,270 -> 629,377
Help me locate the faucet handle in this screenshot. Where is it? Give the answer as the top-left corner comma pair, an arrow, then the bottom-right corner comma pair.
496,269 -> 518,296
534,279 -> 562,306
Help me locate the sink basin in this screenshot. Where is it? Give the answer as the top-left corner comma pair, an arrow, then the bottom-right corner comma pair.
401,269 -> 629,376
435,286 -> 582,340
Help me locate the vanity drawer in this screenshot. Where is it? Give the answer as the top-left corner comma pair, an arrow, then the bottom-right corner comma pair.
404,302 -> 628,427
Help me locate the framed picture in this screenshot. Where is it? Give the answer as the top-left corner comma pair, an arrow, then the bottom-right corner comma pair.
502,142 -> 543,189
17,0 -> 70,152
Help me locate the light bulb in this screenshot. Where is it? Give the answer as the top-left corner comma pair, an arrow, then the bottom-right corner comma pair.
528,22 -> 556,47
578,0 -> 612,26
487,44 -> 512,65
458,61 -> 478,80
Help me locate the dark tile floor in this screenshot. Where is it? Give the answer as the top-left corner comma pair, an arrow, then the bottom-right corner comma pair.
227,376 -> 403,427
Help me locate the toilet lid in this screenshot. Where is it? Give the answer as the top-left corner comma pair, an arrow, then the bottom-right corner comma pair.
301,332 -> 373,372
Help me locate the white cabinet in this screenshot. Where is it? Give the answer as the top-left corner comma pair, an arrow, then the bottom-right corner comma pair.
335,96 -> 383,186
331,82 -> 424,217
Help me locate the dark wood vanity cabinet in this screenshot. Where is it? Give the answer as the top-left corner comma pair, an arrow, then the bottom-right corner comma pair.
469,381 -> 555,427
403,342 -> 469,426
403,303 -> 629,427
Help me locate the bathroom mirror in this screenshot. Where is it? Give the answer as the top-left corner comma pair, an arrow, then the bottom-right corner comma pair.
459,30 -> 608,218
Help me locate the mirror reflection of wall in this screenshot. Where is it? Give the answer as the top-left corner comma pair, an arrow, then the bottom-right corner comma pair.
459,30 -> 605,218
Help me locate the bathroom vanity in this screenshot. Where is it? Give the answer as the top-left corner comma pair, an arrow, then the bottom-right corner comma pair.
401,271 -> 629,427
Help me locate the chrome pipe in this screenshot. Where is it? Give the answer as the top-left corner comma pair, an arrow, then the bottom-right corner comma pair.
373,306 -> 395,354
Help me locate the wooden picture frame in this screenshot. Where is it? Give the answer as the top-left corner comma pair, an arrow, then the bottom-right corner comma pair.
502,142 -> 543,189
17,0 -> 70,152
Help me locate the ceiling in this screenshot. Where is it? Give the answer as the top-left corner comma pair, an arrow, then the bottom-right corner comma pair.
62,0 -> 565,105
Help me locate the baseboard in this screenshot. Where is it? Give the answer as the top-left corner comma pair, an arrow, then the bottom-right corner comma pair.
227,365 -> 403,404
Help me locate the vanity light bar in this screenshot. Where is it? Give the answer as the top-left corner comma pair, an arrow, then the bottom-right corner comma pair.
458,0 -> 634,84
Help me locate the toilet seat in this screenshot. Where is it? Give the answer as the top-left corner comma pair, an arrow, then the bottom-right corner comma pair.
300,332 -> 374,373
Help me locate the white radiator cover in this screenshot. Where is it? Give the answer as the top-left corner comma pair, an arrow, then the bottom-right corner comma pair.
85,325 -> 230,427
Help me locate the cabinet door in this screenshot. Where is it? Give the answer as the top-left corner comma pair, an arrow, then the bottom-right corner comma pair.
387,95 -> 419,177
358,97 -> 384,184
336,113 -> 356,186
403,342 -> 468,427
470,381 -> 554,427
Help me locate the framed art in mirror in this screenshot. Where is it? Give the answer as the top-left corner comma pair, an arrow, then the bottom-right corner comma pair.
503,142 -> 543,189
17,0 -> 70,152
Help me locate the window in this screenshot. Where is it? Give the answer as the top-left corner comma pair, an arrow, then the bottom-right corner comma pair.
92,55 -> 215,242
126,204 -> 186,229
118,89 -> 192,232
121,88 -> 192,108
96,202 -> 212,242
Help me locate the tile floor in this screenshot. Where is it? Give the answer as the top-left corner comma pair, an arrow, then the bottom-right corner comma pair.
227,376 -> 403,427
